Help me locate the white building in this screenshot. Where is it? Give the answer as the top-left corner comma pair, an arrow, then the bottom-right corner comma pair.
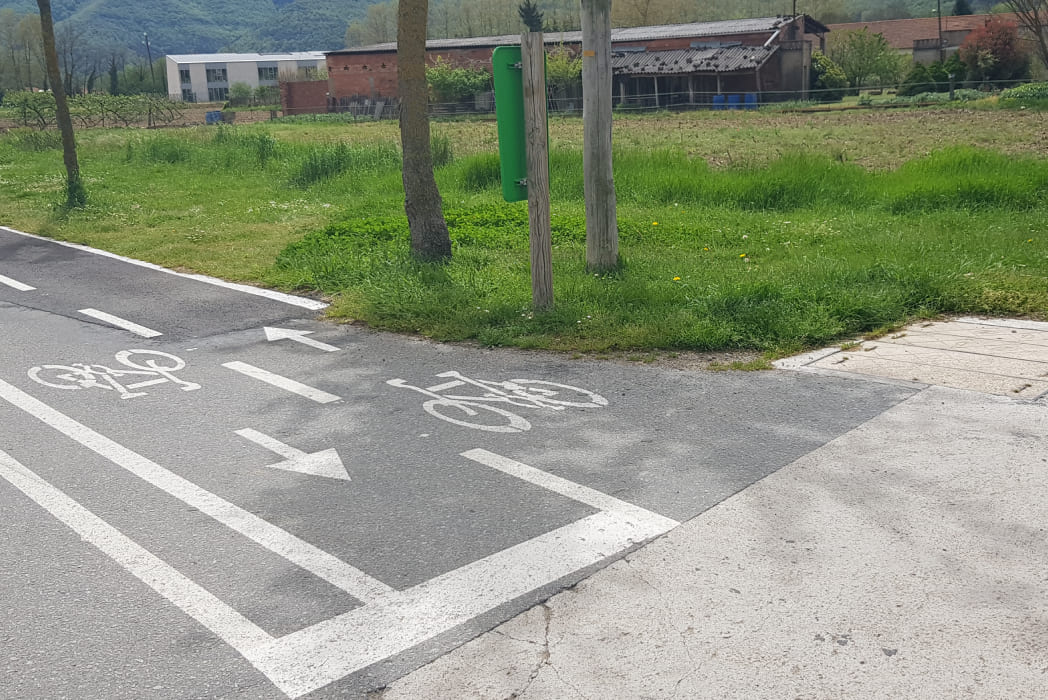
165,52 -> 327,103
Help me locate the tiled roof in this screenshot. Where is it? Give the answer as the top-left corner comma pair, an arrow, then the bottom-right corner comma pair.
825,13 -> 1017,50
612,46 -> 777,75
329,16 -> 804,55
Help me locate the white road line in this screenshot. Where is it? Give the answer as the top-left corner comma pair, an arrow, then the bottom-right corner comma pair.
462,448 -> 678,522
223,361 -> 341,404
255,509 -> 679,698
0,448 -> 273,653
0,273 -> 35,291
0,226 -> 327,311
0,377 -> 391,603
78,308 -> 162,338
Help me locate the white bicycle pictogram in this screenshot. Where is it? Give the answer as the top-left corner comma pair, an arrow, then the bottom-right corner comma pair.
28,350 -> 201,399
386,370 -> 608,432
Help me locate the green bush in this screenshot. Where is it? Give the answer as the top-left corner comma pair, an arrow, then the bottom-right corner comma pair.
810,51 -> 849,102
426,57 -> 491,103
999,81 -> 1048,108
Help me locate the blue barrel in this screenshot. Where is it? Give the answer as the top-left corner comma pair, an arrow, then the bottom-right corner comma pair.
712,94 -> 726,110
744,93 -> 758,110
727,94 -> 741,110
205,110 -> 222,125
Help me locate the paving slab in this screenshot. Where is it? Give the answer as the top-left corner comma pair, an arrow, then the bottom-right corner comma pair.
791,318 -> 1048,400
382,386 -> 1048,699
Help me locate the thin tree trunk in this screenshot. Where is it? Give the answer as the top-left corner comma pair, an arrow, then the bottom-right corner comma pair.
581,0 -> 618,272
397,0 -> 451,261
36,0 -> 84,207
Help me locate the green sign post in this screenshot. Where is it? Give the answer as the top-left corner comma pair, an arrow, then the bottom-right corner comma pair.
492,46 -> 528,203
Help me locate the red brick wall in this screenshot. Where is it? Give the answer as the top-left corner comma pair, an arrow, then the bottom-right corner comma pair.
325,20 -> 814,101
280,79 -> 330,115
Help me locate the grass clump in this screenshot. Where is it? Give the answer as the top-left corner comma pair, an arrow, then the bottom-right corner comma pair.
288,141 -> 401,187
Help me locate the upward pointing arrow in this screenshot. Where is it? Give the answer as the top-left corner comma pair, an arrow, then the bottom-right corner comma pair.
263,326 -> 340,352
235,428 -> 350,481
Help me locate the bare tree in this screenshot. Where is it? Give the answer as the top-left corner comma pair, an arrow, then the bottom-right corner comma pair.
1007,0 -> 1048,72
397,0 -> 452,260
36,0 -> 84,207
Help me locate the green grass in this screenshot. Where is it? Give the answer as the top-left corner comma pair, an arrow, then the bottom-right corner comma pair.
1,113 -> 1046,356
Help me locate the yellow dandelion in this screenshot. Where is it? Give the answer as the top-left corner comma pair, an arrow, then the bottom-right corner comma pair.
739,253 -> 746,258
652,221 -> 659,226
673,276 -> 681,281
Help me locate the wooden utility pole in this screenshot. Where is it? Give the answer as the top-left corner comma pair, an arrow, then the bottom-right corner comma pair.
580,0 -> 617,272
521,31 -> 553,309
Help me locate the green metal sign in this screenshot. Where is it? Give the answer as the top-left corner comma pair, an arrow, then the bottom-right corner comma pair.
492,46 -> 527,203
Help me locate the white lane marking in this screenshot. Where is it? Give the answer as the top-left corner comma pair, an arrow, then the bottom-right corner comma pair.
0,226 -> 327,311
254,482 -> 679,698
0,377 -> 391,603
0,448 -> 273,652
263,327 -> 340,352
0,273 -> 35,291
78,308 -> 163,338
235,428 -> 350,481
223,361 -> 341,404
461,449 -> 675,519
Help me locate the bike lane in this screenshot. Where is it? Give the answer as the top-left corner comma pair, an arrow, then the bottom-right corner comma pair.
0,238 -> 921,697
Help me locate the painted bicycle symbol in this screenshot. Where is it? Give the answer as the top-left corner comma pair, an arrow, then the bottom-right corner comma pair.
386,370 -> 608,432
28,350 -> 200,399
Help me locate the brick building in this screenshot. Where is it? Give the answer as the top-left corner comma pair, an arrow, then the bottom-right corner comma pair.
826,14 -> 1023,65
282,16 -> 829,114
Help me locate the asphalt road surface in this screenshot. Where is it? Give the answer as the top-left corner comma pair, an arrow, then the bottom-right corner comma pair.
0,226 -> 917,698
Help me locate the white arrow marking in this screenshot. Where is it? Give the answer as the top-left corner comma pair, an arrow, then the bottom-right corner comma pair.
264,326 -> 340,352
222,361 -> 340,403
0,273 -> 35,291
235,428 -> 350,481
78,308 -> 162,338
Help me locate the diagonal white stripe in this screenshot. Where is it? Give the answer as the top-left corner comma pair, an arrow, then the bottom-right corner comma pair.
222,361 -> 341,404
0,377 -> 389,603
0,448 -> 273,653
78,308 -> 162,338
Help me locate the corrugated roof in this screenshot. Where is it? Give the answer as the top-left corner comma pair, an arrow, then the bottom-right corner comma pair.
329,16 -> 802,55
166,51 -> 327,63
611,46 -> 777,76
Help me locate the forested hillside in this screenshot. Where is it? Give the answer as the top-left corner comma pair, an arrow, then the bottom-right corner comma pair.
0,0 -> 370,56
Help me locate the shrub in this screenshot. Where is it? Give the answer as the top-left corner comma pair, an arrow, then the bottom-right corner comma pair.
810,51 -> 849,101
999,81 -> 1048,108
426,57 -> 491,103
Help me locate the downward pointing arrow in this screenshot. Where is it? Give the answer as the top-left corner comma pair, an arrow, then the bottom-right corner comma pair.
263,326 -> 340,352
235,428 -> 350,481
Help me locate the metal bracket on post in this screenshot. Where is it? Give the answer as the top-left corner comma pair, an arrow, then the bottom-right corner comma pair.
516,178 -> 528,187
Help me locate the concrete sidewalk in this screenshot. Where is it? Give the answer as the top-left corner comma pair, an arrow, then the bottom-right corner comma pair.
380,319 -> 1048,699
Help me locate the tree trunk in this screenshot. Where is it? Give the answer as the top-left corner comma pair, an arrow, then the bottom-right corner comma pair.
36,0 -> 84,207
581,0 -> 618,272
397,0 -> 451,261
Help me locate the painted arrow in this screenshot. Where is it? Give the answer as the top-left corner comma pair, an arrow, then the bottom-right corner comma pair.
263,326 -> 340,352
235,428 -> 350,481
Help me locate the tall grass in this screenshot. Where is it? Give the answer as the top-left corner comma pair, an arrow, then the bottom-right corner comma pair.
268,145 -> 1048,353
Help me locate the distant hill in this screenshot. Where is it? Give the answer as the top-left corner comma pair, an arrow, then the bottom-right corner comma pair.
0,0 -> 1008,59
0,0 -> 371,56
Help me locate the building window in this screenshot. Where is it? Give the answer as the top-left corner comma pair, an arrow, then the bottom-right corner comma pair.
208,86 -> 228,102
257,66 -> 278,82
205,67 -> 227,83
179,68 -> 191,84
181,88 -> 195,102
